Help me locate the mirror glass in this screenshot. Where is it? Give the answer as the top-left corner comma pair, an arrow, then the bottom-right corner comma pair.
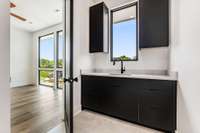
111,4 -> 138,61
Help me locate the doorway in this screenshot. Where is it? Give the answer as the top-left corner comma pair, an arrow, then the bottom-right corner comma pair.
10,0 -> 74,132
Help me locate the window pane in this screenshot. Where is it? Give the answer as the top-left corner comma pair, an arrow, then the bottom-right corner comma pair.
58,31 -> 64,68
39,70 -> 54,87
57,71 -> 64,89
112,5 -> 137,61
39,34 -> 54,68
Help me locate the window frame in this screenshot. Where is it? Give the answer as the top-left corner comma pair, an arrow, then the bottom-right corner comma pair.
110,2 -> 139,62
38,32 -> 64,89
38,33 -> 55,68
56,70 -> 64,89
56,30 -> 64,68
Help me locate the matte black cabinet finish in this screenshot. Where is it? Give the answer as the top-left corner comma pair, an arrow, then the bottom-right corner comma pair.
81,76 -> 139,122
138,79 -> 177,132
139,0 -> 169,48
81,75 -> 177,133
89,3 -> 108,53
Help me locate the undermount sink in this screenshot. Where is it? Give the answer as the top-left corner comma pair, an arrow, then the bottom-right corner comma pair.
109,71 -> 169,76
109,73 -> 132,76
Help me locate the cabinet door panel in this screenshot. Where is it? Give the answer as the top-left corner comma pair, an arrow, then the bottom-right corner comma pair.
140,92 -> 172,130
89,3 -> 104,52
139,79 -> 176,131
100,77 -> 139,122
81,76 -> 103,110
139,0 -> 169,48
82,76 -> 139,123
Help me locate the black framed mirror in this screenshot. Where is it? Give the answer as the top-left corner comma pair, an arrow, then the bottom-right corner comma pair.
111,2 -> 138,61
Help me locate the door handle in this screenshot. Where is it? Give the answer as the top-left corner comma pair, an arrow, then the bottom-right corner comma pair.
64,77 -> 78,83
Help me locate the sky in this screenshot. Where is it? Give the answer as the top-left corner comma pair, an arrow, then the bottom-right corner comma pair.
113,19 -> 137,59
40,33 -> 63,61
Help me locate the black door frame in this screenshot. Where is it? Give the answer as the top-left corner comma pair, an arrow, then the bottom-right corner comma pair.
63,0 -> 74,132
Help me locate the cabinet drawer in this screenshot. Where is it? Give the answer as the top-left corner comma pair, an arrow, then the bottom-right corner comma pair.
139,79 -> 177,131
139,79 -> 175,94
139,93 -> 173,131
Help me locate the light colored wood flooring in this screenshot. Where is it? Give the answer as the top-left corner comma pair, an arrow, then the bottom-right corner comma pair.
11,85 -> 64,133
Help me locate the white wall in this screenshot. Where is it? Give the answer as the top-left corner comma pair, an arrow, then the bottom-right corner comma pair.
94,48 -> 169,70
0,0 -> 10,132
93,0 -> 170,71
10,26 -> 33,88
73,0 -> 95,114
170,0 -> 200,132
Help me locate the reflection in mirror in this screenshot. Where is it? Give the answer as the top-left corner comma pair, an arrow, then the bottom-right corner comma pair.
111,3 -> 138,61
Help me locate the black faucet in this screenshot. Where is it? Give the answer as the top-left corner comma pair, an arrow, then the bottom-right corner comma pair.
113,60 -> 126,74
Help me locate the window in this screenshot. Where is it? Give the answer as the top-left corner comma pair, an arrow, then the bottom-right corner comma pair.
38,34 -> 55,87
111,3 -> 138,61
39,34 -> 55,68
57,31 -> 64,68
38,32 -> 64,89
39,70 -> 54,87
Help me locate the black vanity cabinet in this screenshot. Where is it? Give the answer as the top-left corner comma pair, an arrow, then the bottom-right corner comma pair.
81,75 -> 177,133
89,2 -> 109,53
139,0 -> 169,48
82,76 -> 139,122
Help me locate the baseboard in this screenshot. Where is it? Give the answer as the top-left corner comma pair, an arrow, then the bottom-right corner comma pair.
74,105 -> 82,116
11,83 -> 35,88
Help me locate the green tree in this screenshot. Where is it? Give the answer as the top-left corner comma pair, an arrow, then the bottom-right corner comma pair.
58,59 -> 63,67
40,59 -> 54,68
114,55 -> 132,61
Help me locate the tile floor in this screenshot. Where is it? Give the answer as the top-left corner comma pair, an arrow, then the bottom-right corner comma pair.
49,111 -> 163,133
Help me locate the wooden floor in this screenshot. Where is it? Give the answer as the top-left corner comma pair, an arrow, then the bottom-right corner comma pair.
11,85 -> 64,133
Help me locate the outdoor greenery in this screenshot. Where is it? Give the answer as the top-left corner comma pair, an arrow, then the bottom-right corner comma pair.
39,58 -> 63,87
40,70 -> 53,80
40,59 -> 54,68
114,55 -> 133,61
58,59 -> 63,68
40,70 -> 54,86
40,59 -> 63,68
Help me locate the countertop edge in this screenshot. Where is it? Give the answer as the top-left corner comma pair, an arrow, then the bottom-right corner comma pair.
81,72 -> 178,81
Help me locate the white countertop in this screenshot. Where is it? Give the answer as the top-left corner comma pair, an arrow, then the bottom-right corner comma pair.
81,69 -> 178,81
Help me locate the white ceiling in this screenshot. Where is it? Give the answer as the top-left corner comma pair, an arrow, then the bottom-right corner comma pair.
10,0 -> 63,32
113,5 -> 136,23
93,0 -> 136,8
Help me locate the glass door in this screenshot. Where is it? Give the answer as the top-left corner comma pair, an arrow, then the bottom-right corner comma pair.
63,0 -> 74,132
